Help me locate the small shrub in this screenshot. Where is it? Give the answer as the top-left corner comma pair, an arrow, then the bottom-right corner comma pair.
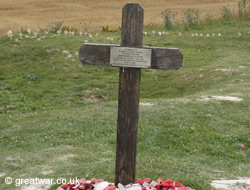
61,26 -> 77,32
49,22 -> 63,33
203,13 -> 215,25
183,8 -> 200,30
239,1 -> 243,17
81,22 -> 89,33
239,0 -> 250,19
221,6 -> 233,20
101,25 -> 120,33
20,27 -> 27,34
101,25 -> 109,32
241,0 -> 248,9
145,22 -> 157,28
40,28 -> 48,33
162,9 -> 177,30
243,8 -> 250,19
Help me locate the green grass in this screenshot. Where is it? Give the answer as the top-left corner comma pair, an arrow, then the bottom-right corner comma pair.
0,20 -> 249,190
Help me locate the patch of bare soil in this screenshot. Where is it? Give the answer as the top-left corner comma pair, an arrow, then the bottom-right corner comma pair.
211,178 -> 250,190
82,95 -> 108,103
56,154 -> 76,161
82,88 -> 108,103
198,96 -> 243,102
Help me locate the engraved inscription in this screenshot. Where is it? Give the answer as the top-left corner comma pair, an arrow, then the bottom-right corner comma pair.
110,47 -> 152,68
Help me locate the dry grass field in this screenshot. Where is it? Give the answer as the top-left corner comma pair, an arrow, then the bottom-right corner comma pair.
0,0 -> 240,35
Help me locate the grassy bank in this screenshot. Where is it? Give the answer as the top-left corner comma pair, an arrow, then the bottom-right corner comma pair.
0,20 -> 249,190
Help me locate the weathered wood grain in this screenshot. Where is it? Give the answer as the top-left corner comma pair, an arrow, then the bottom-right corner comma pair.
115,3 -> 143,185
79,44 -> 183,70
78,3 -> 184,186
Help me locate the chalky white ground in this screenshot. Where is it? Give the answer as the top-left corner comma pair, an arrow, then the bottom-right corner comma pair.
211,177 -> 250,190
199,96 -> 243,102
0,172 -> 6,177
140,102 -> 154,106
169,96 -> 243,103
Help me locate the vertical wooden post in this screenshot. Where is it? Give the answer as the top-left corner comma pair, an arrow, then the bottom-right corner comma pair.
115,3 -> 144,185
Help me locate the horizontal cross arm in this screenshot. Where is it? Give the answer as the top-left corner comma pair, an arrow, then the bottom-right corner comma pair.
79,43 -> 183,70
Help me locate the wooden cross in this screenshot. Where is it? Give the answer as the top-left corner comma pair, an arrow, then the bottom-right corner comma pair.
79,3 -> 183,186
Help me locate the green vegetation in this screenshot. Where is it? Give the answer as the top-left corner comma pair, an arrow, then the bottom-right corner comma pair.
162,9 -> 177,30
163,1 -> 250,31
183,8 -> 200,30
48,22 -> 64,34
239,0 -> 250,19
221,6 -> 233,21
0,20 -> 249,190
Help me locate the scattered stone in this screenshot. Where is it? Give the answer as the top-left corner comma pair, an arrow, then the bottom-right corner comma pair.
140,102 -> 154,106
0,172 -> 6,177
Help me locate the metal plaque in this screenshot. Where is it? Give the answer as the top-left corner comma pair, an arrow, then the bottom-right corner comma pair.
110,47 -> 152,68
